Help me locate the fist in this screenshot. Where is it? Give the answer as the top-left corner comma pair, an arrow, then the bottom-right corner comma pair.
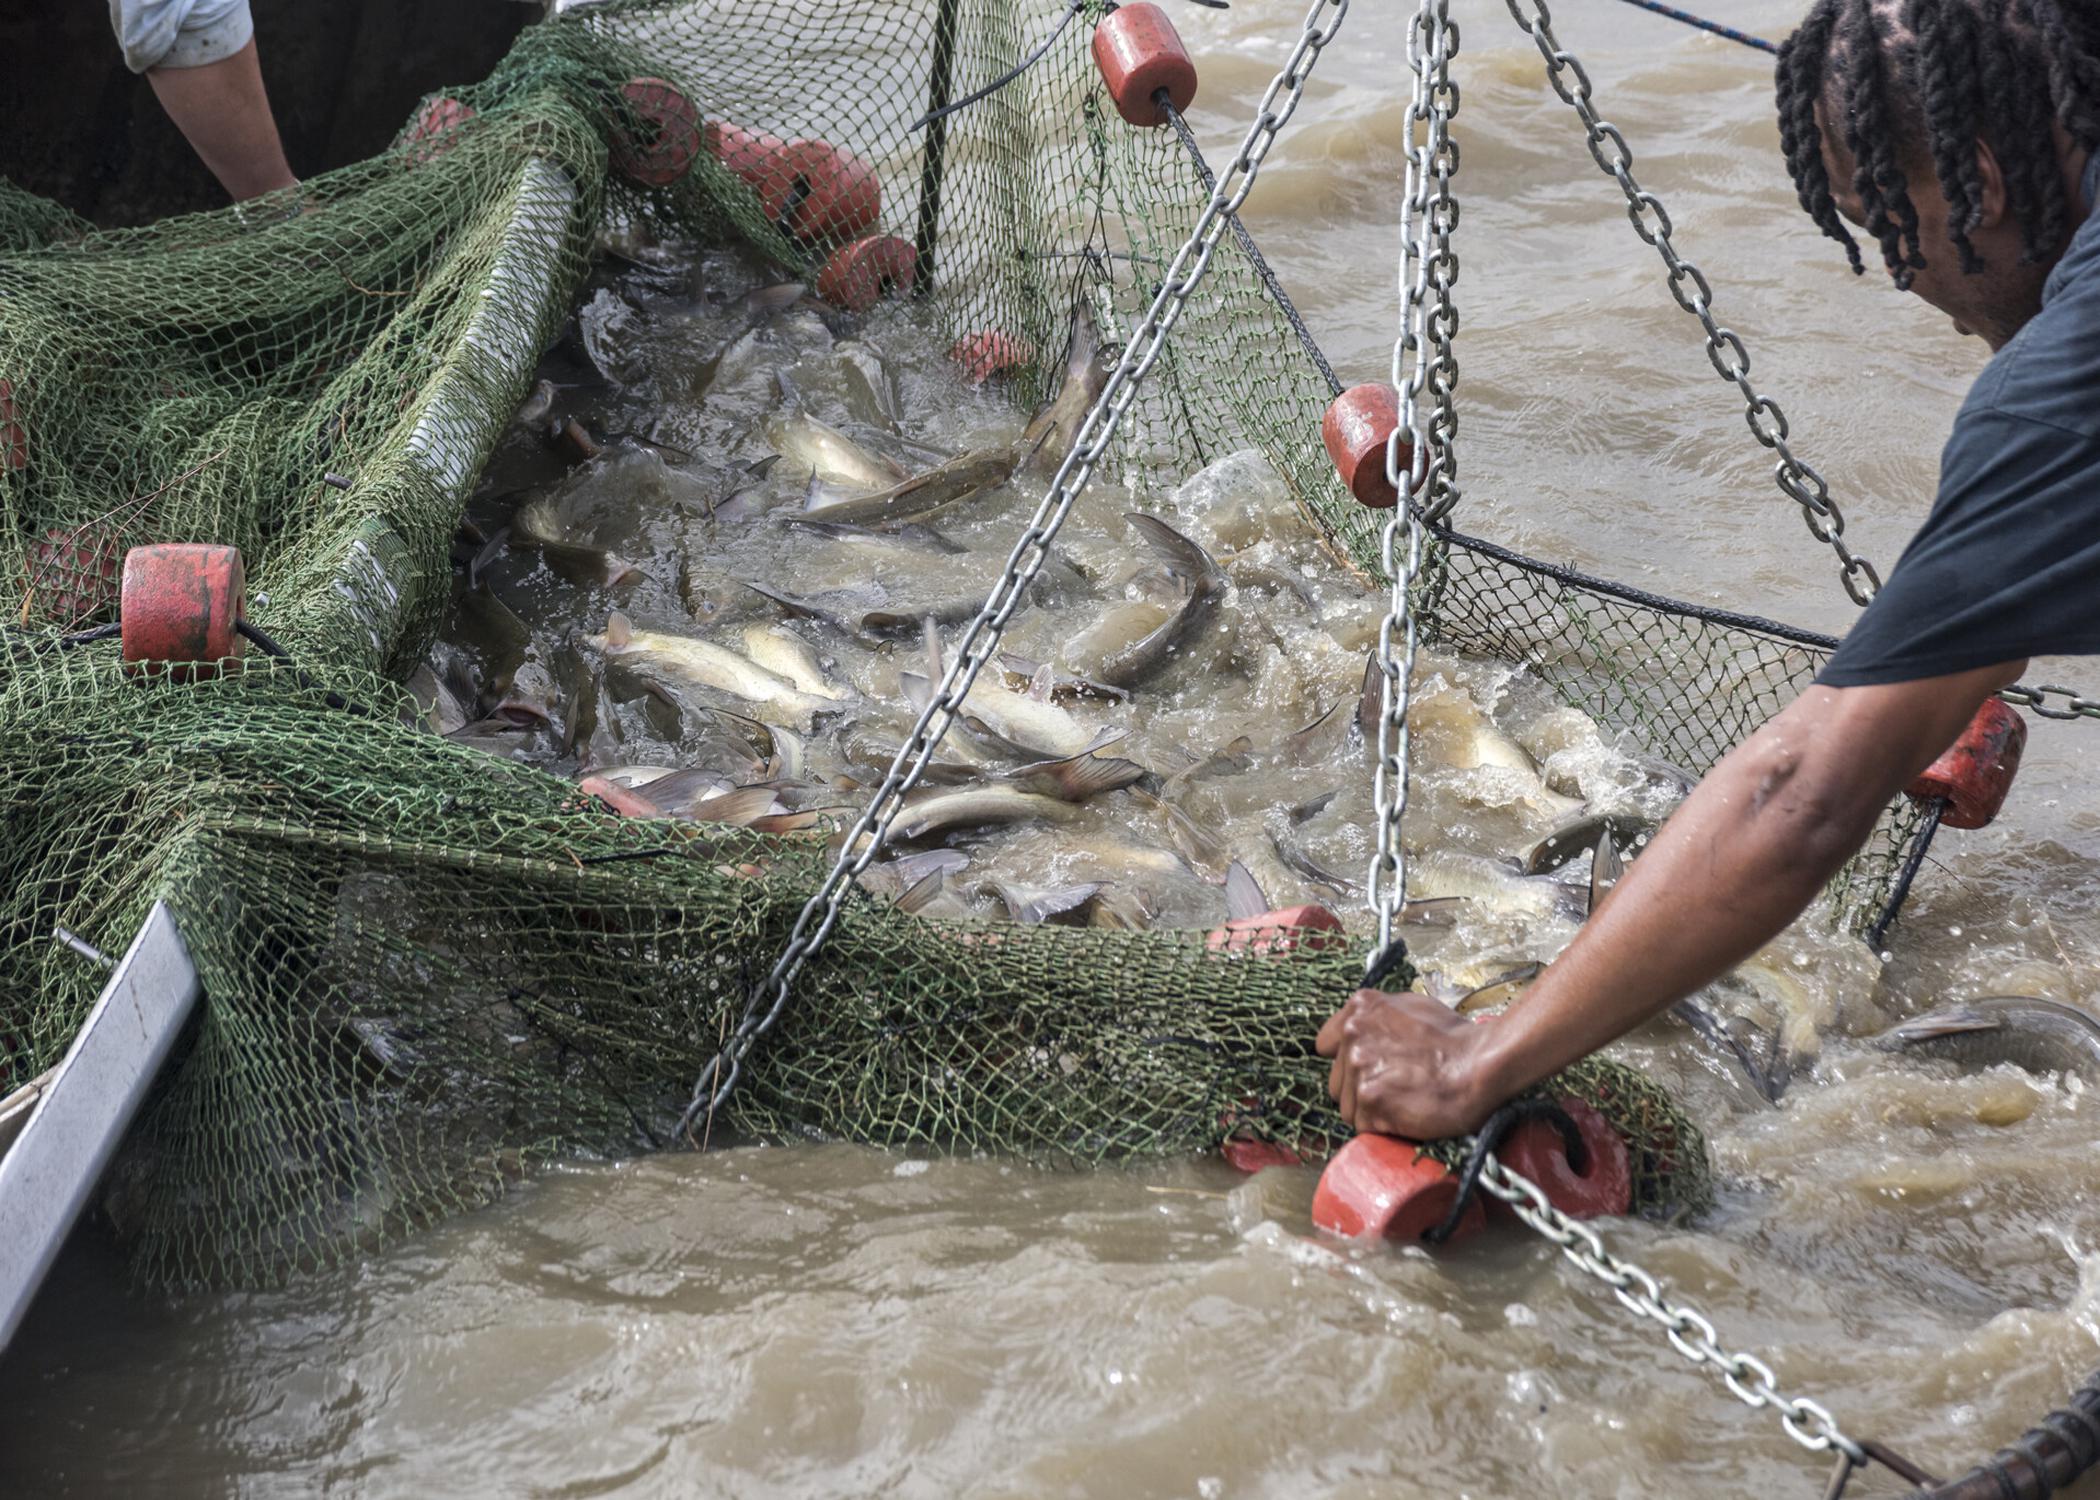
1315,988 -> 1501,1141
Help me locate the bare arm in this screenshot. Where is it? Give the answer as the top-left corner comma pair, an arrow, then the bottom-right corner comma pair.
1316,659 -> 2026,1140
146,39 -> 297,203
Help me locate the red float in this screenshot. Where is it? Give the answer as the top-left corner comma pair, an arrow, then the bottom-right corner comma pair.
119,543 -> 246,680
26,525 -> 121,624
609,76 -> 704,188
706,121 -> 790,192
1322,383 -> 1415,510
1312,1133 -> 1485,1246
1092,2 -> 1199,127
398,95 -> 476,164
816,235 -> 917,312
0,379 -> 26,472
948,330 -> 1037,386
1907,697 -> 2026,830
1490,1096 -> 1632,1224
769,140 -> 882,245
1205,903 -> 1344,958
1221,1137 -> 1305,1174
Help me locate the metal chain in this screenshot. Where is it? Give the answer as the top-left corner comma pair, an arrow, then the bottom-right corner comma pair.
677,0 -> 1353,1135
1999,681 -> 2100,722
1502,0 -> 1881,608
1477,1156 -> 1869,1465
1360,0 -> 1867,1469
1367,0 -> 1458,956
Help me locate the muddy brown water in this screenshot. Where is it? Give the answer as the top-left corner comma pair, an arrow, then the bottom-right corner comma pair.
6,3 -> 2100,1495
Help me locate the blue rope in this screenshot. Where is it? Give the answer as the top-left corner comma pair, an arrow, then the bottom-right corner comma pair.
1607,0 -> 1780,54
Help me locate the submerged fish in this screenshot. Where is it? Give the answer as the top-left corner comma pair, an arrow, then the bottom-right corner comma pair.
898,666 -> 1103,762
1020,301 -> 1113,472
765,402 -> 906,492
979,877 -> 1103,924
896,783 -> 1084,840
590,612 -> 842,730
1872,995 -> 2100,1081
1074,516 -> 1227,691
796,447 -> 1019,529
1522,809 -> 1657,876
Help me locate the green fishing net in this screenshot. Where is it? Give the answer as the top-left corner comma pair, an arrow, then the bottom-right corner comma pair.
0,0 -> 1906,1284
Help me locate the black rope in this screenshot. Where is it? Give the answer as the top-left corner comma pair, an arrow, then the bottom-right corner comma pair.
1606,0 -> 1778,54
911,0 -> 966,293
1424,1096 -> 1587,1245
234,618 -> 369,717
1361,936 -> 1411,991
1431,523 -> 1842,651
1866,796 -> 1945,952
1161,98 -> 1344,400
57,621 -> 122,647
910,0 -> 1085,133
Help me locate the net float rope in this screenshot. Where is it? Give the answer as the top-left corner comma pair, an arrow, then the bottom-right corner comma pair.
607,76 -> 703,187
1866,697 -> 2028,950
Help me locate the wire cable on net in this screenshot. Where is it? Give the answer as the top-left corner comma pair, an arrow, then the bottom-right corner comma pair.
1605,0 -> 1778,53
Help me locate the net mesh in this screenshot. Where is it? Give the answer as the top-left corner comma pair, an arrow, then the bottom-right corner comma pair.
0,0 -> 1907,1284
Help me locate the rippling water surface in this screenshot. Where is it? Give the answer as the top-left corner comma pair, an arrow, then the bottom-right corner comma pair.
6,2 -> 2100,1495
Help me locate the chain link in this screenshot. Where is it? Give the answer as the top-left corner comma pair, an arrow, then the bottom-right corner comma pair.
1501,0 -> 1881,607
676,0 -> 1353,1135
1477,1154 -> 1869,1465
1367,1 -> 1458,957
1998,682 -> 2100,721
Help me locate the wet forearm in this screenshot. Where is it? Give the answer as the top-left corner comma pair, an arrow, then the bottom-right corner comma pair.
1472,726 -> 1881,1103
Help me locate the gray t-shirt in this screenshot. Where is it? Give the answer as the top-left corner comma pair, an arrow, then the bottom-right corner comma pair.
1819,153 -> 2100,687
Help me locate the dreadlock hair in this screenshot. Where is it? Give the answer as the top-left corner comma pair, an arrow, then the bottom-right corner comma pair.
1775,0 -> 2100,288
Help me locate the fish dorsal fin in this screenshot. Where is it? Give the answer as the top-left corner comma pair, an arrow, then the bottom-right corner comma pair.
923,617 -> 944,679
605,611 -> 634,649
1003,751 -> 1146,802
1289,789 -> 1339,825
687,786 -> 780,827
1586,835 -> 1624,916
1224,860 -> 1270,921
895,870 -> 948,915
1357,653 -> 1383,747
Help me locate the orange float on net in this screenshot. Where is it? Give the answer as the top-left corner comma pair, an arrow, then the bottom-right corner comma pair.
769,140 -> 882,245
1906,697 -> 2026,830
816,235 -> 917,312
1204,903 -> 1344,958
610,76 -> 704,188
705,120 -> 792,196
119,543 -> 246,681
1311,1133 -> 1485,1247
1221,1138 -> 1305,1173
1092,2 -> 1199,127
0,379 -> 27,473
1490,1097 -> 1631,1224
26,525 -> 122,625
948,330 -> 1037,386
1321,383 -> 1414,510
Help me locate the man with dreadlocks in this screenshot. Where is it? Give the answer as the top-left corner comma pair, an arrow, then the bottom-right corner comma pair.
1319,0 -> 2100,1141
